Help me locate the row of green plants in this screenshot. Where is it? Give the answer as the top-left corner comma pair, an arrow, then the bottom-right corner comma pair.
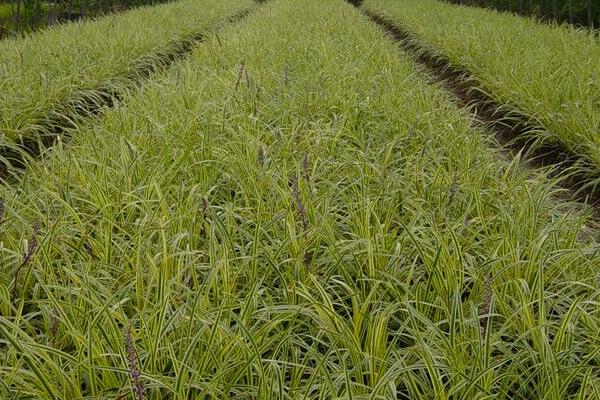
2,0 -> 600,397
447,0 -> 599,28
0,0 -> 252,157
364,0 -> 600,182
0,0 -> 173,36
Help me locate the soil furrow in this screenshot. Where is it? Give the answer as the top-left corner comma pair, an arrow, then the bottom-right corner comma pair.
0,8 -> 254,180
355,5 -> 600,212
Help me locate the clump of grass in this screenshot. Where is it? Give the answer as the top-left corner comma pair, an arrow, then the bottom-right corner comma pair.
1,0 -> 599,398
0,0 -> 254,144
363,0 -> 600,169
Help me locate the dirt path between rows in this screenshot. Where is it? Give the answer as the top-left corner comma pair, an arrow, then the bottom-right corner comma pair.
354,4 -> 600,215
0,8 -> 255,180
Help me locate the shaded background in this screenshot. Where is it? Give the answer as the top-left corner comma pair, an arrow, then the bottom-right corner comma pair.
449,0 -> 598,28
0,0 -> 171,36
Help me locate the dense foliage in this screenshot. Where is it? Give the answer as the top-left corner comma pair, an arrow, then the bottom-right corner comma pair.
0,0 -> 172,34
0,0 -> 251,150
365,0 -> 600,176
2,0 -> 600,398
449,0 -> 599,28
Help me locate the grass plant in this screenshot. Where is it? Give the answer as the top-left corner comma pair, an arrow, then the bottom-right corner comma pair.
1,0 -> 600,398
363,0 -> 600,175
0,0 -> 252,146
448,0 -> 599,28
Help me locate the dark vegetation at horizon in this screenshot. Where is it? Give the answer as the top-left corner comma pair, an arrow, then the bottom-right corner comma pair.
447,0 -> 599,29
0,0 -> 172,37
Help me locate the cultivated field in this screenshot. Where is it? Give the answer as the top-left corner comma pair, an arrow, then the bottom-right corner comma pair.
1,0 -> 600,399
364,0 -> 600,171
0,0 -> 251,145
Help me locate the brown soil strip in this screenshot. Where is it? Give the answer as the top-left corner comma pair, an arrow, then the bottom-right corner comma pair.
356,6 -> 600,211
0,8 -> 254,180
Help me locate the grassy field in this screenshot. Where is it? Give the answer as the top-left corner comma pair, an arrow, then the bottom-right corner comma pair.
0,1 -> 172,35
0,3 -> 12,33
363,0 -> 600,174
447,0 -> 599,28
0,0 -> 252,147
0,3 -> 10,18
1,0 -> 600,398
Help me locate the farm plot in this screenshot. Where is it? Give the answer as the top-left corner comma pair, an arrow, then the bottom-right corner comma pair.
1,0 -> 600,398
363,0 -> 600,174
0,0 -> 253,150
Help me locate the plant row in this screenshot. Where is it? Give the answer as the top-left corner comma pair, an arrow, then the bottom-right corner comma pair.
364,0 -> 600,176
1,0 -> 599,398
0,0 -> 252,149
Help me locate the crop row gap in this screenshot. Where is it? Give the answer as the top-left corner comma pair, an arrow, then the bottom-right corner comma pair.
0,7 -> 255,181
349,1 -> 600,215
